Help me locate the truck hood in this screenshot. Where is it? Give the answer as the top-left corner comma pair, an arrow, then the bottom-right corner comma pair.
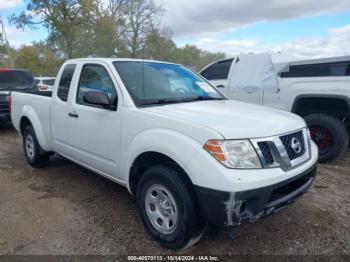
144,100 -> 306,139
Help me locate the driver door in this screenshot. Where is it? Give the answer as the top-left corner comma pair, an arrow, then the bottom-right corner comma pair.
67,63 -> 122,178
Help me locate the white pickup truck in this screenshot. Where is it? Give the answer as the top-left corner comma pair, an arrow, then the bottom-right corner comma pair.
200,54 -> 350,162
11,58 -> 318,250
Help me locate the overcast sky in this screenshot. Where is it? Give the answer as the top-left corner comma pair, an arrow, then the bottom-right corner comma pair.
1,0 -> 350,59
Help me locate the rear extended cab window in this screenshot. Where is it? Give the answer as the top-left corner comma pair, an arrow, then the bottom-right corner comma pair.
280,61 -> 350,78
57,64 -> 76,101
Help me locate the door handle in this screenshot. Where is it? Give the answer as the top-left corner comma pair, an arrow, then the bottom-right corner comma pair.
216,85 -> 225,88
68,112 -> 79,118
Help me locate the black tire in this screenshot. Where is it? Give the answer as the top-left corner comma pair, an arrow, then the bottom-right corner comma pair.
305,113 -> 349,162
22,125 -> 50,168
137,165 -> 205,250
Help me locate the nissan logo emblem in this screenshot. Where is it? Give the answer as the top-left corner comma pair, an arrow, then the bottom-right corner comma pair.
291,137 -> 302,154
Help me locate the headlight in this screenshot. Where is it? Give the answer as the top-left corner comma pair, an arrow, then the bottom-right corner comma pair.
204,140 -> 262,169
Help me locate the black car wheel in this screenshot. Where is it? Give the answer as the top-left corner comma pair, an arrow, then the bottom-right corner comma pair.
23,125 -> 50,167
137,165 -> 205,250
305,113 -> 349,162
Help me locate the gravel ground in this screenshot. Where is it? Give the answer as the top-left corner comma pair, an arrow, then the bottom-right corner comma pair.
0,123 -> 349,256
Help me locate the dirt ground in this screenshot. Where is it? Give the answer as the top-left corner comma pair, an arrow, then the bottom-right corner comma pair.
0,123 -> 349,256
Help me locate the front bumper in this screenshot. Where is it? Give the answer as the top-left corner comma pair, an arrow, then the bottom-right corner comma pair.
194,164 -> 317,227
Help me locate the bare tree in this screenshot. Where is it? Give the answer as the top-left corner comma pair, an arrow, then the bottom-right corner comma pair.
108,0 -> 126,18
122,0 -> 162,58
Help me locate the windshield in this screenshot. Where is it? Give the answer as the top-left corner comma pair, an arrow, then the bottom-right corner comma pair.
113,61 -> 225,106
0,70 -> 34,90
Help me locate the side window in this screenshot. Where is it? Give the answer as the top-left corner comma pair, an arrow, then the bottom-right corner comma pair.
281,61 -> 350,78
57,64 -> 76,101
201,59 -> 233,80
77,64 -> 116,107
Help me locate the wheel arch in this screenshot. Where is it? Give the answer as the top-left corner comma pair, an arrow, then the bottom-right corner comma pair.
19,106 -> 52,151
122,128 -> 207,195
19,116 -> 32,134
128,151 -> 195,196
292,94 -> 350,119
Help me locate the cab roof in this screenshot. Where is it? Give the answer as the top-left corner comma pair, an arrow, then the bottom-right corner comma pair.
65,57 -> 179,65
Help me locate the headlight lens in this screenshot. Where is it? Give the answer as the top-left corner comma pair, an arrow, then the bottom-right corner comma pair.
204,140 -> 262,169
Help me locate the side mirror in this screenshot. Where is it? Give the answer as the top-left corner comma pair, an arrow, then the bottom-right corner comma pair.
82,91 -> 116,110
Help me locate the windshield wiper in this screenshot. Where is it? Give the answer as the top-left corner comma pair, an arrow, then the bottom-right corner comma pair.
142,96 -> 226,106
190,96 -> 226,101
142,98 -> 184,106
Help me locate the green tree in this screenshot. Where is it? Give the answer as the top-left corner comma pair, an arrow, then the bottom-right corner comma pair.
143,27 -> 176,60
0,45 -> 16,68
172,45 -> 225,71
73,0 -> 127,57
14,44 -> 61,76
9,0 -> 225,72
10,0 -> 87,58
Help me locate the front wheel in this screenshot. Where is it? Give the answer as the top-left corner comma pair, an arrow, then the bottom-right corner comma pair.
137,165 -> 205,250
305,113 -> 349,162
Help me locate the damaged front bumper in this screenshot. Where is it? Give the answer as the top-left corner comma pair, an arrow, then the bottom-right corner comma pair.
194,164 -> 317,227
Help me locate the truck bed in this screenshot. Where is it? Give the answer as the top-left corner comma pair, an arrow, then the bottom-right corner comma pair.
11,91 -> 53,150
16,89 -> 53,97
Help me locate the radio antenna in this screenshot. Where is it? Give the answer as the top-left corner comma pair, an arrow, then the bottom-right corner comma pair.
0,15 -> 14,68
142,14 -> 145,104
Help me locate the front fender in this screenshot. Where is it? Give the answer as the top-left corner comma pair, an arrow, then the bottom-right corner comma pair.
121,128 -> 204,192
21,105 -> 52,151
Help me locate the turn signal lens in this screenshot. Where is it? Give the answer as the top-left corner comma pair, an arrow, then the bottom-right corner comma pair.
204,140 -> 226,162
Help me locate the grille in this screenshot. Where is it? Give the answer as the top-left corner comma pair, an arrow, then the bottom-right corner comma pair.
280,131 -> 305,160
257,142 -> 274,165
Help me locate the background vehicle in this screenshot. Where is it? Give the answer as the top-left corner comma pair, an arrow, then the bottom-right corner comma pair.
200,54 -> 350,162
11,58 -> 318,250
0,69 -> 35,123
34,77 -> 56,92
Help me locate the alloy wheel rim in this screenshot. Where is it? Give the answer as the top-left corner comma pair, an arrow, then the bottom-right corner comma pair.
309,125 -> 333,153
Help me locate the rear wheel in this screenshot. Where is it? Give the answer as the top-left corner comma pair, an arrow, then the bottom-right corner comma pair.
137,165 -> 205,250
305,113 -> 349,162
23,126 -> 50,167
